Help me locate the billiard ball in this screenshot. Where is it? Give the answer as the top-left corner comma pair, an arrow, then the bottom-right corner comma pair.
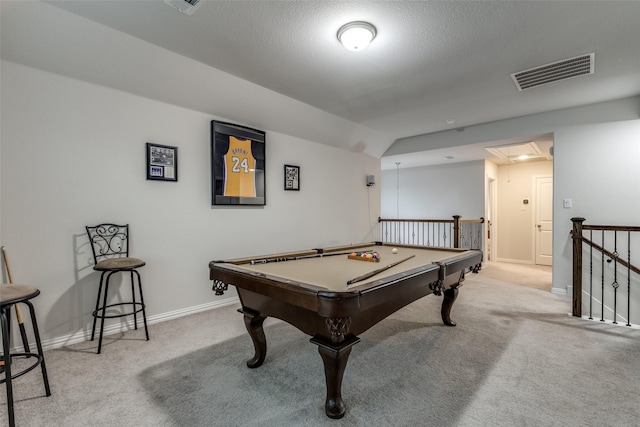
392,248 -> 398,254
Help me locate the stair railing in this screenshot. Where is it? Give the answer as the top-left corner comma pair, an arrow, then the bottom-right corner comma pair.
571,217 -> 640,325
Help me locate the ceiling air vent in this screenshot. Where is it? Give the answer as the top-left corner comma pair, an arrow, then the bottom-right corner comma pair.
511,53 -> 594,91
164,0 -> 204,16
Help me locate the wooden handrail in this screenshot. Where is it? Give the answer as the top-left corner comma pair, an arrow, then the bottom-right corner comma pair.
460,218 -> 485,223
583,224 -> 640,232
378,217 -> 454,223
579,235 -> 640,277
378,217 -> 485,224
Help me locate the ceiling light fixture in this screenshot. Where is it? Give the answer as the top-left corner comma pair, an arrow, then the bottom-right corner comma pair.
337,21 -> 377,51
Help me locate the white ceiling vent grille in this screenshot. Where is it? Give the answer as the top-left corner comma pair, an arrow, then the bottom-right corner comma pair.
164,0 -> 204,16
511,53 -> 594,91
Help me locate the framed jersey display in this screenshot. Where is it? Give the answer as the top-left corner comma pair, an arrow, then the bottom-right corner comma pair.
211,121 -> 266,206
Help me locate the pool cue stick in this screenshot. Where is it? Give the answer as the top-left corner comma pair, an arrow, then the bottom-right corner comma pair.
347,254 -> 416,285
249,251 -> 355,265
2,246 -> 30,352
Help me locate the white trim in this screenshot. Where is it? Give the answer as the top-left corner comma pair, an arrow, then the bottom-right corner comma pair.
494,257 -> 535,265
26,297 -> 240,352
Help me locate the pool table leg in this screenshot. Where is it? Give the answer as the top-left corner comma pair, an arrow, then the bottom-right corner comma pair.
239,309 -> 267,368
310,335 -> 360,419
441,286 -> 459,326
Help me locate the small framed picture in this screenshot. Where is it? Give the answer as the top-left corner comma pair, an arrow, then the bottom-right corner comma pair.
146,143 -> 178,182
284,165 -> 300,191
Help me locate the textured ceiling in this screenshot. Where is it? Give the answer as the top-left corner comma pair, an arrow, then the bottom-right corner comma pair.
10,1 -> 640,165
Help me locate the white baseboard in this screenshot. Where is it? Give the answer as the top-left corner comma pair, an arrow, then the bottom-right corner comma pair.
494,257 -> 535,265
33,296 -> 239,352
571,313 -> 640,330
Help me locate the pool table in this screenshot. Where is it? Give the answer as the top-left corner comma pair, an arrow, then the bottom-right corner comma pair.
209,242 -> 482,418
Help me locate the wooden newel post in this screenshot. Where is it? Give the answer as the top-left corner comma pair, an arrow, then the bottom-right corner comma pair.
571,217 -> 585,317
453,215 -> 461,248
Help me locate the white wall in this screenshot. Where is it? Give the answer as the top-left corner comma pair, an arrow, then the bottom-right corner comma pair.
553,120 -> 640,294
0,60 -> 381,346
380,161 -> 485,219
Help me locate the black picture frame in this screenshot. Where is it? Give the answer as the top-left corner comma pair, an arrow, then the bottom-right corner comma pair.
146,143 -> 178,182
284,165 -> 300,191
211,121 -> 266,206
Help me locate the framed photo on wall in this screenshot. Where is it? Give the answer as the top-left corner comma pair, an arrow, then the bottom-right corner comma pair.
146,143 -> 178,182
211,121 -> 266,206
284,165 -> 300,191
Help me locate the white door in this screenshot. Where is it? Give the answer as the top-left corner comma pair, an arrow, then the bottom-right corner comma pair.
535,176 -> 553,266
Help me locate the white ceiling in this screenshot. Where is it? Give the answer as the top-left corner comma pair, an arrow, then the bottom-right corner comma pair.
16,1 -> 640,167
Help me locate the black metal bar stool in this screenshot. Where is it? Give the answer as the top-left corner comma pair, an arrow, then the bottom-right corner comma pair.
85,224 -> 149,354
1,283 -> 51,427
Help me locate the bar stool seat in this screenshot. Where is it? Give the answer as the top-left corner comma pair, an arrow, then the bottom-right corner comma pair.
95,257 -> 145,270
1,283 -> 51,427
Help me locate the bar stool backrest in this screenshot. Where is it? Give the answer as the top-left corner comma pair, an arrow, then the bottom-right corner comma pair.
86,223 -> 131,264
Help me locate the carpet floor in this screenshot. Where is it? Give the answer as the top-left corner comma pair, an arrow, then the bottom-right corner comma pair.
2,261 -> 639,426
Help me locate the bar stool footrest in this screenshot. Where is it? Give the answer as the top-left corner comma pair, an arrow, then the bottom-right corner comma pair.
92,302 -> 146,319
0,352 -> 46,384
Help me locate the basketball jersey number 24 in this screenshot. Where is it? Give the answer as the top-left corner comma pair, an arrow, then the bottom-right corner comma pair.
223,136 -> 257,198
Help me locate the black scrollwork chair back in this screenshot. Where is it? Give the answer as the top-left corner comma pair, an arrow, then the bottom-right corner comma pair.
85,223 -> 149,354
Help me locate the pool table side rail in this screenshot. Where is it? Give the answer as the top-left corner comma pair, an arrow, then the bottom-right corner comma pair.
320,242 -> 473,255
436,250 -> 483,278
209,262 -> 328,312
212,249 -> 319,265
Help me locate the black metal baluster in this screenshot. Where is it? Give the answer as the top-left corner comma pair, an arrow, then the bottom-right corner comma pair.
589,229 -> 593,320
612,231 -> 619,324
601,230 -> 605,322
627,231 -> 631,327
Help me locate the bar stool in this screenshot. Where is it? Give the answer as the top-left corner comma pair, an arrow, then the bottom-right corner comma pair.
1,283 -> 51,427
85,224 -> 149,354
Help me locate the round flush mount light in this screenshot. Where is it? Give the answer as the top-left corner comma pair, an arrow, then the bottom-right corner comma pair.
337,21 -> 377,51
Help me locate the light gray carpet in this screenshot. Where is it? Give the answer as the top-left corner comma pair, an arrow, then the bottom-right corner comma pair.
2,262 -> 640,426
